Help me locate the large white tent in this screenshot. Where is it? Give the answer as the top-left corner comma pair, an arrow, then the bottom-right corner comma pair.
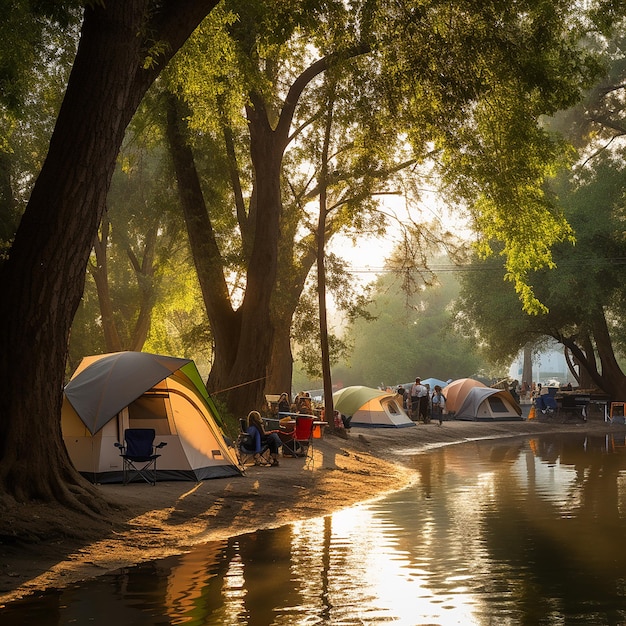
62,352 -> 241,483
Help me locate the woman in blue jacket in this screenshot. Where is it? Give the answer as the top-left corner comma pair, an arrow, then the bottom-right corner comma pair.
247,410 -> 282,466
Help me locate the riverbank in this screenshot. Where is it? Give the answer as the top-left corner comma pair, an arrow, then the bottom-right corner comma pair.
0,418 -> 619,605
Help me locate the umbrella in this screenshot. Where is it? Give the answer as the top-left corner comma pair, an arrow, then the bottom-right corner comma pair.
333,386 -> 389,417
421,377 -> 448,390
64,351 -> 192,434
442,378 -> 487,413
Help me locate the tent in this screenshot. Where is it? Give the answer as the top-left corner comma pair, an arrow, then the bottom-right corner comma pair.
444,379 -> 522,421
333,386 -> 415,428
62,352 -> 242,483
442,378 -> 487,413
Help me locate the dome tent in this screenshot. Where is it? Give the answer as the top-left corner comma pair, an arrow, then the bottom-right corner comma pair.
62,352 -> 241,483
443,378 -> 522,421
333,385 -> 414,428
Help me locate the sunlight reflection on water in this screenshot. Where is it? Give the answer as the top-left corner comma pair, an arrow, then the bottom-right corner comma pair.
4,432 -> 626,625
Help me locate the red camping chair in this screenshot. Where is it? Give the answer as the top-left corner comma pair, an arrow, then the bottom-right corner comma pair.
294,415 -> 315,468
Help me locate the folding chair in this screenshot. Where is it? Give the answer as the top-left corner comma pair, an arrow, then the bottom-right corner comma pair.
236,418 -> 271,467
294,415 -> 315,468
536,394 -> 557,415
114,428 -> 167,485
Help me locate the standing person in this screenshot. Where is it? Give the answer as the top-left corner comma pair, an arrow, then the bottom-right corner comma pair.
410,378 -> 427,421
247,410 -> 282,466
422,384 -> 431,423
431,385 -> 446,426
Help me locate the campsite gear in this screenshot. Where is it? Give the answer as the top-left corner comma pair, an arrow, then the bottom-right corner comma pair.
294,414 -> 316,468
277,416 -> 301,457
114,428 -> 167,485
536,393 -> 557,415
333,386 -> 415,428
237,424 -> 271,467
62,351 -> 241,483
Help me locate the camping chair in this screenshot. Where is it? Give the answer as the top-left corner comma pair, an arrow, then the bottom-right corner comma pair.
536,394 -> 557,416
294,415 -> 315,468
276,412 -> 303,457
114,428 -> 167,485
236,418 -> 271,467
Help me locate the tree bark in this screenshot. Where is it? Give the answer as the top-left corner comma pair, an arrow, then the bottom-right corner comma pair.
558,310 -> 626,399
165,52 -> 334,416
0,0 -> 219,506
522,342 -> 533,389
592,309 -> 626,398
91,217 -> 123,352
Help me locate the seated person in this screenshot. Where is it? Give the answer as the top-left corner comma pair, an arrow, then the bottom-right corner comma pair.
296,392 -> 312,414
277,415 -> 302,456
278,392 -> 291,415
247,410 -> 282,466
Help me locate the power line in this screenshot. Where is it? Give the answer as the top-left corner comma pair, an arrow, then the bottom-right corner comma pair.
345,256 -> 626,274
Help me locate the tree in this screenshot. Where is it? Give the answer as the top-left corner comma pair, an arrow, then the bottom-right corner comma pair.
0,0 -> 221,507
337,259 -> 490,387
0,0 -> 612,508
164,0 -> 602,418
0,4 -> 79,257
68,112 -> 200,367
455,152 -> 626,397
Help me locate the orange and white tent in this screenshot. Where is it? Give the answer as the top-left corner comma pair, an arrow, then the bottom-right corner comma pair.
443,378 -> 522,421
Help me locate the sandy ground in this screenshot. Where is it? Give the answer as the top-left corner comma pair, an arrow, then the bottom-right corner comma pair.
0,417 -> 620,606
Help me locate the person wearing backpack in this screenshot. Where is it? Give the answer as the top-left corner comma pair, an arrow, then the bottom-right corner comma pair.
431,385 -> 446,426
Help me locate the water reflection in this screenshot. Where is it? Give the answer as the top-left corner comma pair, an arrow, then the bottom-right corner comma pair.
4,432 -> 626,625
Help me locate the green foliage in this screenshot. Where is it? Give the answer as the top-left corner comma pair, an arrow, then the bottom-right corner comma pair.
454,149 -> 626,367
68,100 -> 212,364
364,0 -> 604,313
336,262 -> 489,387
0,7 -> 79,258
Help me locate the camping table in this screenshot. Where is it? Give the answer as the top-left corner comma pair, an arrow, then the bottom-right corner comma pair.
264,416 -> 296,429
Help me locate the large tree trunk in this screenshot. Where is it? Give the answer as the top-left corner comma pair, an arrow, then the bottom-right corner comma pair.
266,236 -> 317,394
0,0 -> 219,506
592,309 -> 626,398
166,91 -> 281,415
559,310 -> 626,399
91,217 -> 123,352
166,55 -> 333,416
215,94 -> 288,415
266,323 -> 294,395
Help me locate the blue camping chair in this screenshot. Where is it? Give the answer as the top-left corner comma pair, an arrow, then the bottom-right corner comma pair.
236,418 -> 271,467
114,428 -> 167,485
536,392 -> 558,415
